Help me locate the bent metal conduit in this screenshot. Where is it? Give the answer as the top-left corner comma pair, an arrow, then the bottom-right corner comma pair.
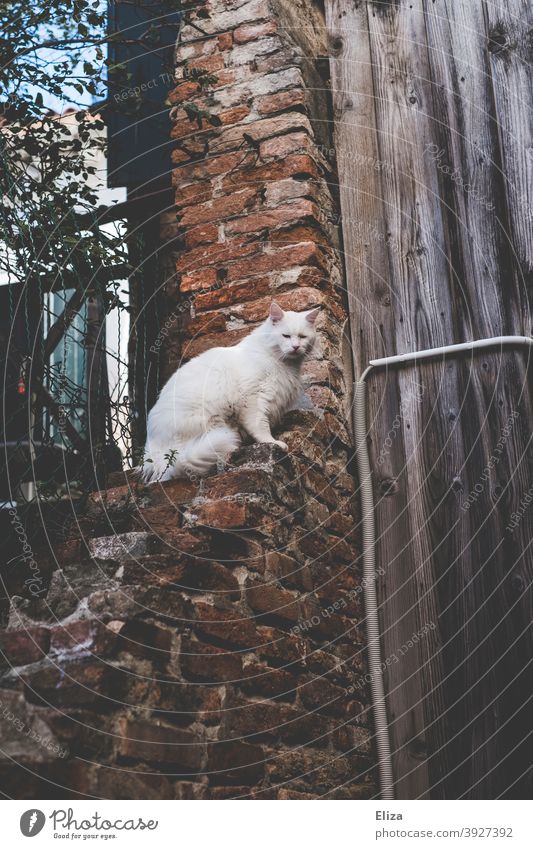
353,335 -> 533,800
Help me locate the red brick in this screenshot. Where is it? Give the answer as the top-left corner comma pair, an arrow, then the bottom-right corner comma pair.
118,620 -> 173,660
234,21 -> 277,44
181,266 -> 218,292
22,660 -> 110,706
255,625 -> 308,666
183,311 -> 226,338
174,150 -> 256,182
154,679 -> 222,726
193,603 -> 258,649
218,32 -> 233,50
188,53 -> 225,73
207,740 -> 265,785
144,480 -> 199,507
54,539 -> 82,564
222,153 -> 319,191
182,327 -> 250,359
219,105 -> 251,125
255,88 -> 306,115
170,116 -> 204,142
118,719 -> 204,769
230,287 -> 324,323
225,242 -> 328,282
193,276 -> 272,311
264,551 -> 313,592
241,661 -> 296,700
189,498 -> 269,531
173,180 -> 213,208
169,81 -> 200,104
260,131 -> 315,160
184,222 -> 219,250
211,68 -> 241,88
245,577 -> 300,623
224,199 -> 317,236
175,238 -> 259,274
122,556 -> 239,599
211,113 -> 312,154
50,620 -> 119,656
179,187 -> 257,227
171,137 -> 207,164
222,697 -> 298,740
299,676 -> 351,717
202,467 -> 274,501
180,637 -> 243,682
0,627 -> 50,666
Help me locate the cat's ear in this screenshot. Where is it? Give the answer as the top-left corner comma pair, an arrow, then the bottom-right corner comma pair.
270,302 -> 284,324
305,307 -> 320,325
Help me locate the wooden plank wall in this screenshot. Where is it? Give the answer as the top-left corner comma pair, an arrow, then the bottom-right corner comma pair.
326,0 -> 533,799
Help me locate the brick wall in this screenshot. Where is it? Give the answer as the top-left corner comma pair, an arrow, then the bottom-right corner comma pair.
0,0 -> 376,799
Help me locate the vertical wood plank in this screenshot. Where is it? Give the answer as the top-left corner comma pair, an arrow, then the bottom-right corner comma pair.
327,0 -> 533,799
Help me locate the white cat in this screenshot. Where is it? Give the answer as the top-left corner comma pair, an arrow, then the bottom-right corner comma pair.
139,302 -> 320,482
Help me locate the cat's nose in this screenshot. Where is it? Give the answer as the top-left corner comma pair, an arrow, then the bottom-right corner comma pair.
292,344 -> 300,351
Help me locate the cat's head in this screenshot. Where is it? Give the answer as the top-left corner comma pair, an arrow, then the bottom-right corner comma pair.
266,302 -> 320,361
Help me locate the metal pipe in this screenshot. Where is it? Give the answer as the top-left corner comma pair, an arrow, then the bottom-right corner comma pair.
353,335 -> 533,800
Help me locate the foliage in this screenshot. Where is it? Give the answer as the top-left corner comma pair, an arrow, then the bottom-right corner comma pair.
0,0 -> 125,291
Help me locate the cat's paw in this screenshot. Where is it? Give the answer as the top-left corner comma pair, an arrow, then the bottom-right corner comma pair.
272,439 -> 289,452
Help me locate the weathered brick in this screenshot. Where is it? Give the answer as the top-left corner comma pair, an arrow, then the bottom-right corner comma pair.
50,620 -> 119,656
193,603 -> 258,649
219,104 -> 251,125
210,113 -> 313,154
22,660 -> 111,707
180,266 -> 219,292
298,676 -> 351,717
0,627 -> 50,666
218,32 -> 233,51
241,661 -> 297,700
180,637 -> 243,682
202,467 -> 274,501
182,328 -> 251,360
175,238 -> 259,274
117,620 -> 173,661
207,740 -> 265,785
233,20 -> 277,44
169,80 -> 200,104
224,199 -> 318,237
179,187 -> 257,227
187,53 -> 225,74
118,719 -> 204,770
183,310 -> 226,338
153,679 -> 222,726
225,242 -> 328,282
229,287 -> 324,323
193,276 -> 272,311
260,130 -> 316,160
183,222 -> 220,250
122,556 -> 240,599
188,498 -> 272,533
264,551 -> 313,592
222,696 -> 331,746
255,88 -> 306,115
245,578 -> 300,624
255,625 -> 308,666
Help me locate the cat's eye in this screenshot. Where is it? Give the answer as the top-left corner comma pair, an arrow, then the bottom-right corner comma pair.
298,334 -> 306,339
282,334 -> 290,338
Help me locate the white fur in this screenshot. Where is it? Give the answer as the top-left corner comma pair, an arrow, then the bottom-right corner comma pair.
139,303 -> 319,482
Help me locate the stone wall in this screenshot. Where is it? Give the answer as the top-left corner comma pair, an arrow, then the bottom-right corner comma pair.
0,0 -> 376,799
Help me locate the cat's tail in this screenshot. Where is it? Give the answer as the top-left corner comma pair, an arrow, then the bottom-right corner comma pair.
138,426 -> 241,483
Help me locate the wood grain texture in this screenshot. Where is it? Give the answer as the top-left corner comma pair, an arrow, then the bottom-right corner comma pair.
327,0 -> 533,798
